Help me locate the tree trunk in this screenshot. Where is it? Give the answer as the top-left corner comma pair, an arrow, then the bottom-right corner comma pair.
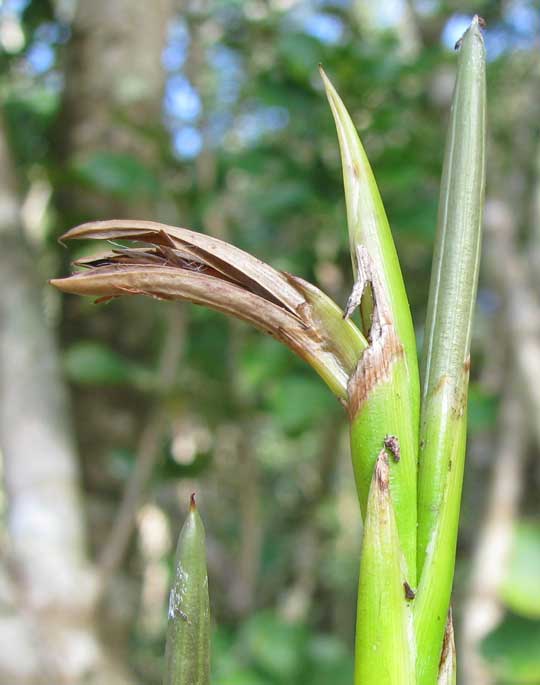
0,0 -> 174,679
55,0 -> 177,663
0,114 -> 133,684
57,0 -> 172,220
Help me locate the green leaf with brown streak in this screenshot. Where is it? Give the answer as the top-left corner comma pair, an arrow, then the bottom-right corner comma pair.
320,67 -> 419,415
321,70 -> 420,583
354,450 -> 415,685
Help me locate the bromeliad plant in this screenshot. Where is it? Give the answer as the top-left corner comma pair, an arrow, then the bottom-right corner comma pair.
51,17 -> 486,685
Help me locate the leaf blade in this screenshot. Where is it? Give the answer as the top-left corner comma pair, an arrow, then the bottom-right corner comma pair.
320,73 -> 420,579
319,67 -> 419,391
415,17 -> 486,685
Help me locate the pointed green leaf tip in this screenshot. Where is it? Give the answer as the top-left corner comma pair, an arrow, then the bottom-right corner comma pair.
415,15 -> 486,685
164,494 -> 210,685
354,450 -> 415,685
319,66 -> 418,375
320,66 -> 420,582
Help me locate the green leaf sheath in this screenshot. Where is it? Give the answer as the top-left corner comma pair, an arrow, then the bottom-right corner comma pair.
164,495 -> 210,685
415,17 -> 486,685
321,68 -> 419,581
349,358 -> 418,583
355,451 -> 416,685
415,418 -> 467,685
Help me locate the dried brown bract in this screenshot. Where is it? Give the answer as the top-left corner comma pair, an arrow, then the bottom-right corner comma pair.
51,220 -> 366,400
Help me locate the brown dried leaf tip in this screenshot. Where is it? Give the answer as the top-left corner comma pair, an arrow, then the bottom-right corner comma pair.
455,14 -> 485,50
190,493 -> 197,511
384,434 -> 400,463
50,220 -> 366,399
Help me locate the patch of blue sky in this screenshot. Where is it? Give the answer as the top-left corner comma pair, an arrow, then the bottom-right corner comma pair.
414,0 -> 438,16
504,0 -> 539,41
371,0 -> 405,28
165,74 -> 201,122
206,111 -> 234,147
208,44 -> 244,107
236,105 -> 290,146
483,27 -> 516,60
172,126 -> 203,159
440,14 -> 472,50
303,12 -> 344,44
314,0 -> 350,10
162,18 -> 190,72
0,0 -> 30,16
35,21 -> 63,44
258,105 -> 289,131
25,41 -> 55,74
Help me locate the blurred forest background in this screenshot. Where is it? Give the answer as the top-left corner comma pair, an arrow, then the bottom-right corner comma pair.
0,0 -> 539,683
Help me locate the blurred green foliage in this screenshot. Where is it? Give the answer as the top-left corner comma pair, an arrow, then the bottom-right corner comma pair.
481,614 -> 540,684
480,521 -> 540,683
213,612 -> 353,685
501,521 -> 540,619
73,152 -> 161,200
64,341 -> 152,387
468,384 -> 500,434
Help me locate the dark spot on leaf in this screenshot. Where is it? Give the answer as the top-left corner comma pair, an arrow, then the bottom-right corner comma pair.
384,435 -> 400,462
403,581 -> 415,600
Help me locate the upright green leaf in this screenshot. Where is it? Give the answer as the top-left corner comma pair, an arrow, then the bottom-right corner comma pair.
355,450 -> 415,685
164,494 -> 210,685
319,67 -> 418,383
321,68 -> 420,580
415,17 -> 486,684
